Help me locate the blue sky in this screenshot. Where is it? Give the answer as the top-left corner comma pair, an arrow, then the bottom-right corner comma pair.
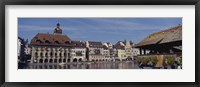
18,18 -> 182,44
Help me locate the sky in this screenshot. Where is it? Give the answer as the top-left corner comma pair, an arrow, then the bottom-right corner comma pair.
18,18 -> 182,44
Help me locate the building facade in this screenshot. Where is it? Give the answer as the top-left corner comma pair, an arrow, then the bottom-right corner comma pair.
115,40 -> 139,61
86,41 -> 105,61
124,40 -> 133,58
30,23 -> 72,63
103,45 -> 111,61
28,23 -> 145,63
115,41 -> 126,61
69,41 -> 87,62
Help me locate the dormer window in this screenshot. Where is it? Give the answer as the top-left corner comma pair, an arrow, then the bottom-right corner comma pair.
65,41 -> 70,44
36,39 -> 42,43
54,41 -> 59,44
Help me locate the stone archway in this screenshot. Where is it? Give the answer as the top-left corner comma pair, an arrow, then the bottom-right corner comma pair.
73,58 -> 77,62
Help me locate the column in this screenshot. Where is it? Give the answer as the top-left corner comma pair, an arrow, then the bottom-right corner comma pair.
139,48 -> 142,55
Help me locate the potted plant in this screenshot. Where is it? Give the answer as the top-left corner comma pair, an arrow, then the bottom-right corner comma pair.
165,57 -> 175,69
150,57 -> 158,67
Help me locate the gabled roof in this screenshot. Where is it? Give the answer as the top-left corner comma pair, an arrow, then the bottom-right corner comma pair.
114,41 -> 125,50
103,45 -> 109,50
135,25 -> 182,47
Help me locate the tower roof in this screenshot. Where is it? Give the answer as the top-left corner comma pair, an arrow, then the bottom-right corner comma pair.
54,23 -> 62,35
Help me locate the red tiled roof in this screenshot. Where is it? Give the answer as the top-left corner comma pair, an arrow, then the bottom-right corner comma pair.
30,33 -> 71,46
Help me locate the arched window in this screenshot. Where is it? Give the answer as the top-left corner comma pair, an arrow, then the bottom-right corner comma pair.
59,59 -> 62,63
36,39 -> 42,43
63,59 -> 66,62
45,52 -> 48,57
55,53 -> 57,57
40,52 -> 43,57
50,52 -> 53,56
67,59 -> 70,62
44,59 -> 48,63
54,59 -> 57,63
39,59 -> 43,63
59,53 -> 62,56
49,59 -> 53,63
35,52 -> 38,57
64,53 -> 66,57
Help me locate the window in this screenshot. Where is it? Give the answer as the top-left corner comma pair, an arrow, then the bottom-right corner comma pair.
60,53 -> 62,56
55,53 -> 57,56
54,41 -> 59,44
36,39 -> 42,43
64,53 -> 66,56
40,52 -> 43,57
50,52 -> 53,56
35,52 -> 38,57
45,52 -> 48,56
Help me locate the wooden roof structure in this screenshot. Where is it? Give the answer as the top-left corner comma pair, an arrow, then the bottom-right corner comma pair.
135,25 -> 182,48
